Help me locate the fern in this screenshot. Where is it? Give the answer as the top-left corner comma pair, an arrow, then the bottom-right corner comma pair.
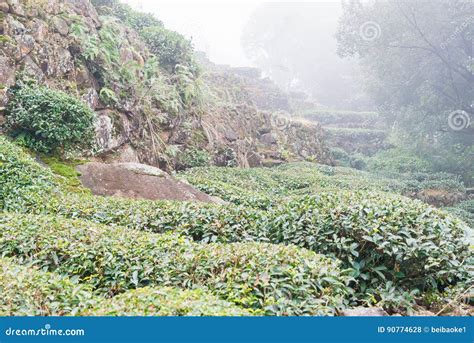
99,87 -> 118,105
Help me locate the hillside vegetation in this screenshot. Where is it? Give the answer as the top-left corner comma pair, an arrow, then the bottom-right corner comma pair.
1,136 -> 472,315
0,0 -> 472,317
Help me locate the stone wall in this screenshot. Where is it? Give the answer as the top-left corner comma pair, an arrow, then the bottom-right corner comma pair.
0,0 -> 332,169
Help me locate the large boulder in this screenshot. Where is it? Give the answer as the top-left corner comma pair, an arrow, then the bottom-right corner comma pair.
76,162 -> 222,203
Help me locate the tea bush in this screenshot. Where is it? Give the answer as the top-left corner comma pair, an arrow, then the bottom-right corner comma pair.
0,136 -> 58,211
179,163 -> 466,206
267,192 -> 472,295
1,138 -> 471,311
85,287 -> 253,316
444,200 -> 474,229
0,257 -> 251,316
38,191 -> 472,298
5,83 -> 95,153
0,213 -> 349,315
365,148 -> 432,174
176,148 -> 211,170
0,258 -> 96,316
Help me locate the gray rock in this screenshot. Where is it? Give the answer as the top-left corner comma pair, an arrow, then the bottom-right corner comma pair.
21,55 -> 44,81
52,16 -> 68,36
95,113 -> 113,150
30,19 -> 49,42
0,0 -> 9,13
260,132 -> 277,145
7,15 -> 25,35
7,0 -> 24,16
224,128 -> 238,142
81,88 -> 99,110
0,55 -> 15,105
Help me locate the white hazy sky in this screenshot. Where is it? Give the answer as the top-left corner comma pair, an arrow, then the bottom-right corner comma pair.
123,1 -> 343,67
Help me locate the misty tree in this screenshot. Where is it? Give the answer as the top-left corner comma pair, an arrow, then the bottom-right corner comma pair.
337,0 -> 473,182
241,3 -> 370,109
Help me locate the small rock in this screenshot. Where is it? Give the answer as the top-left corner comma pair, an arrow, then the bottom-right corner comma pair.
52,16 -> 68,36
7,0 -> 24,16
7,16 -> 25,35
95,113 -> 113,150
339,307 -> 388,316
81,88 -> 99,110
224,128 -> 238,142
30,19 -> 49,42
16,34 -> 36,59
260,132 -> 277,145
21,55 -> 44,81
0,0 -> 9,12
0,112 -> 6,127
413,310 -> 436,316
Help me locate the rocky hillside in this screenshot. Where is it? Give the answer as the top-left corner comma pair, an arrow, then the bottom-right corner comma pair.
0,0 -> 330,170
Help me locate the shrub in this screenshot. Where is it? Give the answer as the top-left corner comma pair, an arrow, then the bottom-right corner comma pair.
267,192 -> 472,295
1,140 -> 470,308
0,257 -> 251,316
37,190 -> 472,299
92,0 -> 199,76
91,0 -> 163,32
141,26 -> 198,74
176,148 -> 211,170
84,287 -> 253,316
0,136 -> 58,211
5,83 -> 95,153
444,200 -> 474,228
0,213 -> 349,315
0,258 -> 97,316
366,148 -> 432,174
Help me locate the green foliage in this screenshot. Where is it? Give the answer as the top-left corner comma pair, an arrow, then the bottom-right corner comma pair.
363,149 -> 466,193
99,87 -> 119,105
40,156 -> 91,195
266,192 -> 471,296
32,189 -> 472,302
141,26 -> 197,74
176,148 -> 211,170
4,83 -> 95,154
366,148 -> 432,174
0,258 -> 97,316
336,0 -> 473,184
84,287 -> 253,316
0,138 -> 470,313
444,200 -> 474,228
91,0 -> 163,32
364,282 -> 419,315
0,257 -> 251,316
0,136 -> 58,211
0,213 -> 349,315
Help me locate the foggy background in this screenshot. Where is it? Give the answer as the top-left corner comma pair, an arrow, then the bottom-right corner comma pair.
122,0 -> 361,108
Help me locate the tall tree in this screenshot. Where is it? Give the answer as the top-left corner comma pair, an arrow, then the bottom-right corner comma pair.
242,2 -> 370,109
337,0 -> 473,182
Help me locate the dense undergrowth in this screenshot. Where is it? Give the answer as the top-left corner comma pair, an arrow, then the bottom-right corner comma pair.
1,136 -> 472,315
